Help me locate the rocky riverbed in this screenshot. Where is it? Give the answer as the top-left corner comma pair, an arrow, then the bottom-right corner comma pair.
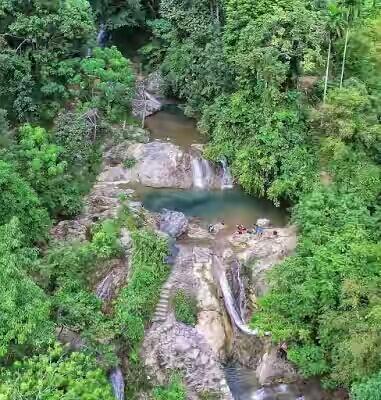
51,110 -> 339,400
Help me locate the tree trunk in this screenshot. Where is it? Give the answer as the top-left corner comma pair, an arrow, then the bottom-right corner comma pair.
340,26 -> 350,89
142,90 -> 147,129
323,37 -> 331,104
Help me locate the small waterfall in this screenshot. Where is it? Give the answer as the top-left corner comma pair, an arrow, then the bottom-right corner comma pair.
231,260 -> 246,321
202,158 -> 213,186
220,157 -> 233,190
191,158 -> 204,188
97,23 -> 108,48
96,273 -> 113,301
213,255 -> 258,336
191,157 -> 212,189
110,367 -> 124,400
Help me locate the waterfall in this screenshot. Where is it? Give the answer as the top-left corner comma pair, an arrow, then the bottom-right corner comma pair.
110,367 -> 124,400
97,23 -> 108,48
220,158 -> 233,190
231,260 -> 246,321
191,158 -> 204,189
191,157 -> 212,189
202,158 -> 213,186
96,273 -> 113,301
213,255 -> 258,336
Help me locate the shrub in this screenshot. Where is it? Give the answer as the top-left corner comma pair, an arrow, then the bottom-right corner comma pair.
123,157 -> 137,168
152,373 -> 186,400
0,344 -> 114,399
115,230 -> 169,350
173,290 -> 198,326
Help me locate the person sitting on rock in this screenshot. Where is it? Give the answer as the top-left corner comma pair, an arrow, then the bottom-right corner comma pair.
208,224 -> 215,233
255,225 -> 264,236
236,224 -> 247,234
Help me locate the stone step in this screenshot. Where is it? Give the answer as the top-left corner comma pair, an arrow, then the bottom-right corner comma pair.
152,315 -> 167,321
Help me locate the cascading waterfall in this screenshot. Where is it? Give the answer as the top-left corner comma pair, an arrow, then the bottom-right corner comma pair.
220,157 -> 233,190
109,367 -> 125,400
213,255 -> 258,336
191,157 -> 213,189
231,260 -> 246,321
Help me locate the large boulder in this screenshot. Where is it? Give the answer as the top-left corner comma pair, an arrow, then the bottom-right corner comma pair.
142,319 -> 233,400
98,141 -> 193,189
129,141 -> 193,188
256,349 -> 297,385
132,72 -> 165,118
159,209 -> 188,238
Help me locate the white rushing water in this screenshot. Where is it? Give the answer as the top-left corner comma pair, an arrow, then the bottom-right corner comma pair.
96,273 -> 113,301
110,367 -> 125,400
225,365 -> 306,400
213,256 -> 259,336
221,158 -> 234,190
191,157 -> 213,189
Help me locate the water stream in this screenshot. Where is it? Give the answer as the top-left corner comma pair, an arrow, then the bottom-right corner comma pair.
109,367 -> 125,400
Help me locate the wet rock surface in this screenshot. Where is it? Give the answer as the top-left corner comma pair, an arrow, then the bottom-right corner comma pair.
256,348 -> 297,385
99,141 -> 193,188
159,209 -> 188,238
229,225 -> 297,298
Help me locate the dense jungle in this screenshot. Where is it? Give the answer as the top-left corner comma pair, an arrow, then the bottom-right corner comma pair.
0,0 -> 380,399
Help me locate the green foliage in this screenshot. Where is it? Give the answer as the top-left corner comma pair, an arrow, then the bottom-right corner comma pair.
252,186 -> 381,387
53,110 -> 98,168
0,218 -> 53,360
0,160 -> 51,243
351,370 -> 381,400
153,1 -> 381,390
152,373 -> 186,400
311,81 -> 381,159
72,46 -> 135,121
0,0 -> 95,121
44,218 -> 121,287
0,344 -> 114,399
10,124 -> 83,217
123,157 -> 137,168
90,0 -> 146,29
115,229 -> 169,350
173,290 -> 198,326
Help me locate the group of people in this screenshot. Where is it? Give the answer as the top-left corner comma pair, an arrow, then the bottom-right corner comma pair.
207,221 -> 278,237
236,223 -> 264,235
236,224 -> 278,237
